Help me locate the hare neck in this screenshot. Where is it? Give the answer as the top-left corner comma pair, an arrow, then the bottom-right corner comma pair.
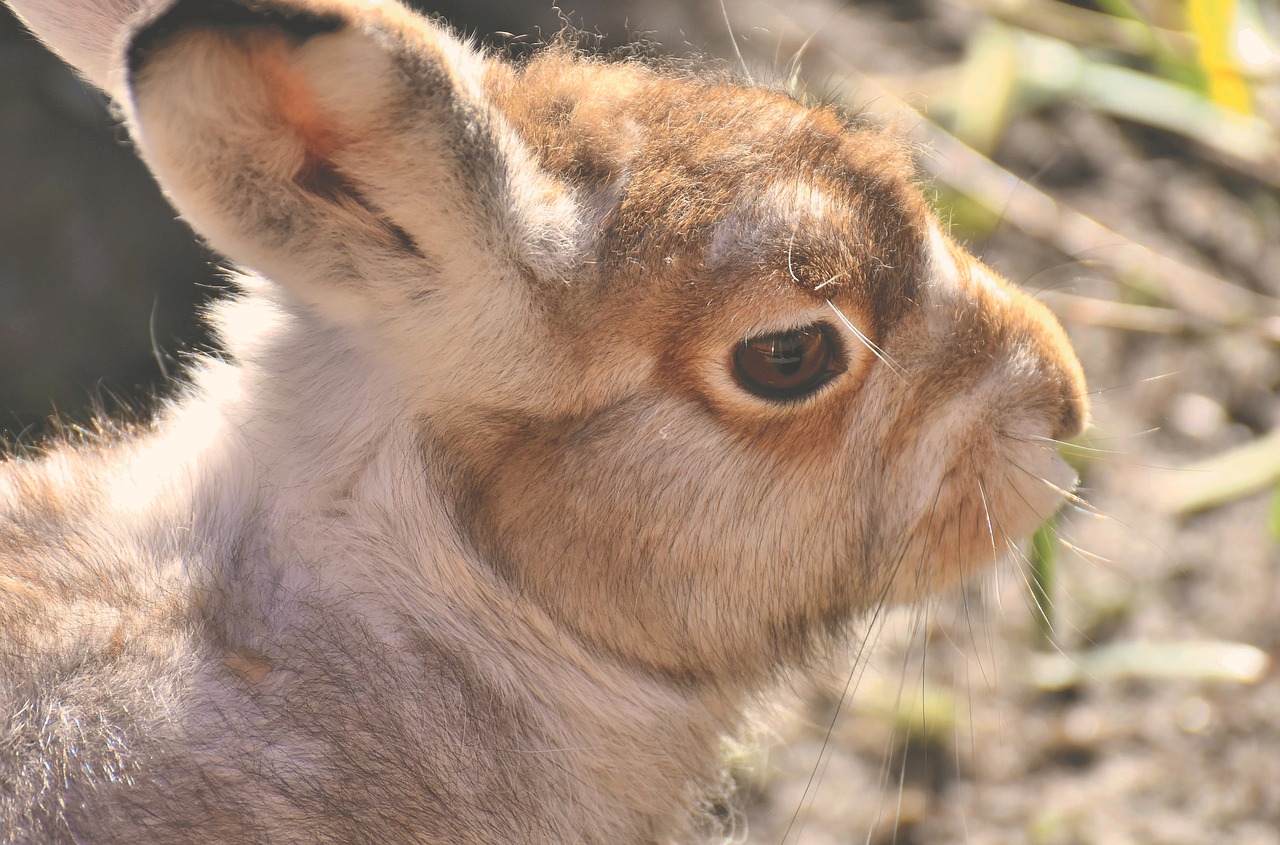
159,288 -> 741,842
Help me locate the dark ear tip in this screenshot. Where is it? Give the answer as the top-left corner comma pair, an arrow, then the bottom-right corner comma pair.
128,0 -> 344,77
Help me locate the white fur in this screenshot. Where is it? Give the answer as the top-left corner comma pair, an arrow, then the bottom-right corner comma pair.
0,1 -> 1088,841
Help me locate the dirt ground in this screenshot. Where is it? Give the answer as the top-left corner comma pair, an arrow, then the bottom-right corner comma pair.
1,1 -> 1278,843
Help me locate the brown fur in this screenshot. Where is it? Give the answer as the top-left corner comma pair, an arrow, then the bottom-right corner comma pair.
0,0 -> 1087,841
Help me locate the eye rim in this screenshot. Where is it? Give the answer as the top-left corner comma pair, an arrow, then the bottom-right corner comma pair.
732,322 -> 847,402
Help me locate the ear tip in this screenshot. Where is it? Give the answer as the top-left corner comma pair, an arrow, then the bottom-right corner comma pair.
127,0 -> 344,78
3,0 -> 135,93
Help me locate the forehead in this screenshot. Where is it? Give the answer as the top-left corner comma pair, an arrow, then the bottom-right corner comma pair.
493,52 -> 930,319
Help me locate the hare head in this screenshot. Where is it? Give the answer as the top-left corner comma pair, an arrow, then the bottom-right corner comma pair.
98,0 -> 1086,679
2,0 -> 1088,840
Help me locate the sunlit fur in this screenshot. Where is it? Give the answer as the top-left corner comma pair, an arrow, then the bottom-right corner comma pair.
0,0 -> 1088,841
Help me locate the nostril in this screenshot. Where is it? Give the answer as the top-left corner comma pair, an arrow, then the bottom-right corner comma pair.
128,0 -> 344,77
1053,384 -> 1089,442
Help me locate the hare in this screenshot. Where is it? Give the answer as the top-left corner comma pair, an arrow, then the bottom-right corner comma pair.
0,0 -> 1088,842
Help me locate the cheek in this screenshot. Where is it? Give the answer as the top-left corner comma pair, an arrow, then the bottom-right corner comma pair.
463,400 -> 876,676
480,408 -> 756,586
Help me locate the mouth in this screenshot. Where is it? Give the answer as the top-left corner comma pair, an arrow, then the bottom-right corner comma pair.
880,427 -> 1078,604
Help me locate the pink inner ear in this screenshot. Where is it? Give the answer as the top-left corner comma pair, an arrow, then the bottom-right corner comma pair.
235,36 -> 423,254
248,43 -> 348,186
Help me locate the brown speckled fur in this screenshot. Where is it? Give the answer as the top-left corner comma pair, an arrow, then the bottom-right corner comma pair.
1,0 -> 1087,841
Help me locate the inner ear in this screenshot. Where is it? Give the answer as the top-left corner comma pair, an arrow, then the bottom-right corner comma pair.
251,30 -> 425,256
129,1 -> 425,257
131,1 -> 348,188
128,0 -> 344,75
248,45 -> 351,199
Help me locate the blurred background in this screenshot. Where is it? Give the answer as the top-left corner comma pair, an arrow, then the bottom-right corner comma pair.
2,0 -> 1278,842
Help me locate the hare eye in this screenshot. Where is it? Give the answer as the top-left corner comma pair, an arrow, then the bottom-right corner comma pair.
734,324 -> 844,401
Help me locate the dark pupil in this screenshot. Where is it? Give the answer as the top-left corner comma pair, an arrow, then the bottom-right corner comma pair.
767,338 -> 806,376
734,325 -> 838,400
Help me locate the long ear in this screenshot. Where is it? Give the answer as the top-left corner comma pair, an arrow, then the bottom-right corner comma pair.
4,0 -> 149,95
120,0 -> 581,324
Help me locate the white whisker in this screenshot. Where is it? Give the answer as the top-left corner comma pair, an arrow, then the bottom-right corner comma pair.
812,268 -> 850,291
1055,535 -> 1115,566
826,300 -> 908,381
718,0 -> 753,84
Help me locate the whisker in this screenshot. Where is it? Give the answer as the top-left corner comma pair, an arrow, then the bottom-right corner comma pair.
826,300 -> 908,381
975,477 -> 998,562
1002,533 -> 1102,655
1081,426 -> 1161,444
977,491 -> 1065,632
718,0 -> 753,84
1009,534 -> 1056,634
860,493 -> 945,844
997,480 -> 1115,651
1019,433 -> 1112,453
1054,535 -> 1116,566
891,716 -> 911,845
966,479 -> 998,689
780,535 -> 916,845
1090,371 -> 1181,395
786,230 -> 800,285
782,17 -> 825,98
1038,477 -> 1098,511
1010,431 -> 1193,472
1003,455 -> 1105,516
813,268 -> 851,291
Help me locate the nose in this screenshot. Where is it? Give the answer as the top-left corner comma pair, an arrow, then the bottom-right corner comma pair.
1009,287 -> 1090,443
1054,371 -> 1089,442
926,226 -> 1088,446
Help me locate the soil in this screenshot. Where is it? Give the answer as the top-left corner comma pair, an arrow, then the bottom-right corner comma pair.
1,1 -> 1277,843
